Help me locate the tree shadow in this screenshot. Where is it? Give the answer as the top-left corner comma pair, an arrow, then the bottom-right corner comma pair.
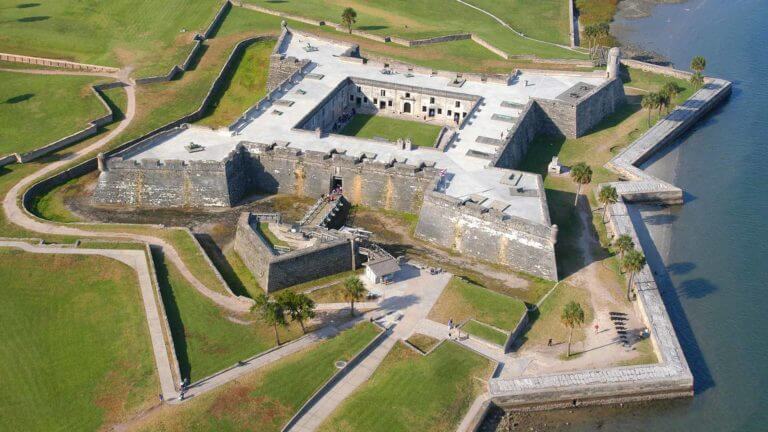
678,278 -> 718,300
357,25 -> 388,31
150,246 -> 192,381
4,93 -> 34,104
194,233 -> 253,298
17,15 -> 49,22
16,2 -> 41,8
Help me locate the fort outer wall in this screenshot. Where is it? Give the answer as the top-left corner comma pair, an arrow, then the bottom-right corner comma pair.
414,178 -> 558,281
233,213 -> 357,292
247,143 -> 438,214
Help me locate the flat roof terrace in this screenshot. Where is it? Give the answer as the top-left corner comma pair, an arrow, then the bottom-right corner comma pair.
121,31 -> 609,225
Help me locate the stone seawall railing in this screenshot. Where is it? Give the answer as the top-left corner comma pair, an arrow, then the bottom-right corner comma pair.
0,83 -> 119,168
488,76 -> 732,410
135,0 -> 232,84
0,52 -> 119,73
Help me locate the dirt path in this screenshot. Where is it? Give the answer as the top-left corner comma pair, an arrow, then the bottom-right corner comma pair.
1,72 -> 252,313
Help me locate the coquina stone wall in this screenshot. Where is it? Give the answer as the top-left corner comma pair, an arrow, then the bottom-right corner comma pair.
248,142 -> 438,213
415,179 -> 558,281
233,212 -> 356,292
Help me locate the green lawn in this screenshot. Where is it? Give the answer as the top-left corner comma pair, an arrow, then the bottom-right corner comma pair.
464,0 -> 571,44
524,283 -> 594,347
196,38 -> 276,128
0,249 -> 157,431
152,248 -> 305,382
428,277 -> 528,331
305,282 -> 369,304
256,222 -> 289,249
245,0 -> 586,60
462,319 -> 509,347
0,71 -> 110,155
339,114 -> 443,148
0,0 -> 223,76
318,342 -> 494,432
133,322 -> 380,432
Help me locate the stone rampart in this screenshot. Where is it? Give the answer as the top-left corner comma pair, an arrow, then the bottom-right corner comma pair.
233,212 -> 356,292
414,180 -> 558,281
621,59 -> 693,80
470,34 -> 510,60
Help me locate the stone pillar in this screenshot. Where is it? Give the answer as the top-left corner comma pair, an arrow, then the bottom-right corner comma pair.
97,152 -> 107,172
607,47 -> 621,79
550,224 -> 559,245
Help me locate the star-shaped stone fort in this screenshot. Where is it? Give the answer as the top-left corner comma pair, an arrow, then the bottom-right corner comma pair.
93,25 -> 625,281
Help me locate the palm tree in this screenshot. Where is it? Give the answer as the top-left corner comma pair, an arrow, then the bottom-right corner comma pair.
252,293 -> 287,345
690,71 -> 705,89
341,7 -> 357,34
598,185 -> 618,223
614,234 -> 634,260
657,91 -> 670,117
343,276 -> 366,316
641,92 -> 655,127
570,162 -> 592,206
621,249 -> 646,301
661,82 -> 680,109
277,291 -> 316,334
561,301 -> 585,357
691,56 -> 707,73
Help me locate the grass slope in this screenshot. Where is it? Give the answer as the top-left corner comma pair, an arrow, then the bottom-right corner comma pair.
0,0 -> 222,76
464,0 -> 571,44
196,38 -> 276,128
429,277 -> 528,330
339,114 -> 443,147
152,249 -> 304,382
133,322 -> 380,432
0,71 -> 108,155
319,342 -> 494,432
0,249 -> 157,431
463,320 -> 509,346
245,0 -> 585,59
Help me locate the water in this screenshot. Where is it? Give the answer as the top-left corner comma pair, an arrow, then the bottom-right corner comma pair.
553,1 -> 768,430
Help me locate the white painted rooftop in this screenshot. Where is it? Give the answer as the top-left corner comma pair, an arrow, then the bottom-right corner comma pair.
123,31 -> 608,225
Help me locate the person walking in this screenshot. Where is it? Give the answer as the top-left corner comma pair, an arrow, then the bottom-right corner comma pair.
548,338 -> 553,346
448,318 -> 454,338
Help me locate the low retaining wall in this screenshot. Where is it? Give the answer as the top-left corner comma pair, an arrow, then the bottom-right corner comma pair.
3,83 -> 118,165
621,59 -> 693,80
0,52 -> 119,73
136,0 -> 232,84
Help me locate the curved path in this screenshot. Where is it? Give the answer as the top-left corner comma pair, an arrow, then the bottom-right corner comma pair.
454,0 -> 584,53
1,72 -> 252,313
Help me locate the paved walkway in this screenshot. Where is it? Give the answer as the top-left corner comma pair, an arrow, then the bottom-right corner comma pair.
0,240 -> 179,400
286,264 -> 452,431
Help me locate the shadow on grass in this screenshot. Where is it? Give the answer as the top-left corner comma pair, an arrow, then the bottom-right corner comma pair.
98,87 -> 126,122
357,25 -> 388,31
4,93 -> 34,104
17,3 -> 41,8
17,15 -> 48,22
194,232 -> 253,298
151,246 -> 192,381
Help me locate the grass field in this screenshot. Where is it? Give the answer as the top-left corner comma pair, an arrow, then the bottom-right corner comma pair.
0,0 -> 222,76
152,248 -> 305,382
523,283 -> 594,347
464,0 -> 571,44
133,322 -> 380,432
0,249 -> 157,431
318,342 -> 494,432
196,38 -> 276,128
339,114 -> 443,147
462,319 -> 509,347
246,0 -> 585,60
428,277 -> 528,331
0,71 -> 109,155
